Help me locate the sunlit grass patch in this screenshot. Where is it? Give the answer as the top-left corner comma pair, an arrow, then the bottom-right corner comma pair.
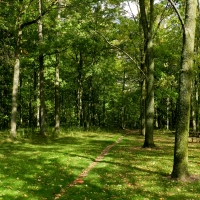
61,130 -> 200,200
1,129 -> 200,199
0,129 -> 123,200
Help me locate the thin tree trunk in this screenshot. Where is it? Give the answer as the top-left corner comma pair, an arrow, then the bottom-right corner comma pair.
54,0 -> 62,134
29,84 -> 32,127
55,52 -> 60,133
140,74 -> 146,135
102,86 -> 106,127
19,76 -> 23,126
77,52 -> 83,126
121,66 -> 126,129
139,9 -> 146,136
171,0 -> 197,180
191,84 -> 196,133
38,0 -> 46,136
194,34 -> 200,132
197,71 -> 200,132
33,69 -> 38,127
166,97 -> 170,130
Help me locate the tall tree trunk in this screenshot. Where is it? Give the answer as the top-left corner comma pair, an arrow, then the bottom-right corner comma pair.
139,0 -> 155,147
194,31 -> 200,132
121,66 -> 126,129
191,83 -> 196,133
55,52 -> 60,133
54,0 -> 62,134
140,72 -> 146,136
197,71 -> 200,132
77,52 -> 83,126
166,97 -> 170,130
19,76 -> 23,126
10,2 -> 23,137
171,0 -> 197,180
33,69 -> 38,127
38,0 -> 46,136
29,83 -> 32,127
102,87 -> 106,127
10,42 -> 21,137
139,15 -> 146,136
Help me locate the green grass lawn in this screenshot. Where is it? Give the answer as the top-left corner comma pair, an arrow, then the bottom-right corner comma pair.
0,129 -> 200,200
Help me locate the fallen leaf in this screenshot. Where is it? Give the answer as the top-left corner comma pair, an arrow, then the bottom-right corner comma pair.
75,179 -> 84,184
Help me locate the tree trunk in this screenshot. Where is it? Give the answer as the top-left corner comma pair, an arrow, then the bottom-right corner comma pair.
166,98 -> 170,130
139,0 -> 155,147
38,0 -> 46,136
77,52 -> 83,126
19,76 -> 23,126
144,42 -> 155,147
191,86 -> 196,133
55,52 -> 60,133
194,33 -> 200,132
54,0 -> 62,134
171,0 -> 197,180
10,52 -> 21,138
121,66 -> 126,129
33,69 -> 38,127
197,71 -> 200,132
10,26 -> 22,138
140,74 -> 146,135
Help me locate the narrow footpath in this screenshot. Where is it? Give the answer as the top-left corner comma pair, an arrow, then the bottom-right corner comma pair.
54,130 -> 138,199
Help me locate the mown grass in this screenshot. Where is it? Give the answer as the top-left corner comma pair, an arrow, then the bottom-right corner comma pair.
0,129 -> 200,200
0,128 -> 123,200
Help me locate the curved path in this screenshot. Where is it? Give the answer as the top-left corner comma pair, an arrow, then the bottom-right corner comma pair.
54,129 -> 138,199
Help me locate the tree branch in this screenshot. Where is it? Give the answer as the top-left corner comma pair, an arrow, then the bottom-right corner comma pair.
20,0 -> 58,29
96,32 -> 146,77
127,1 -> 138,23
168,0 -> 185,33
153,3 -> 169,39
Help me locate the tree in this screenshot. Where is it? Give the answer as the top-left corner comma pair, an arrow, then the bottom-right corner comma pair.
139,0 -> 155,147
8,0 -> 57,137
10,1 -> 24,138
169,0 -> 197,180
54,0 -> 62,134
38,0 -> 46,136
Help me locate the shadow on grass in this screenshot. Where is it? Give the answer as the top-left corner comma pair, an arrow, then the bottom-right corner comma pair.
1,130 -> 200,199
0,131 -> 124,199
59,131 -> 200,200
0,143 -> 76,199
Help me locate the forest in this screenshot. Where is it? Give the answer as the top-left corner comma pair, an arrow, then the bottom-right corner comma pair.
0,0 -> 200,199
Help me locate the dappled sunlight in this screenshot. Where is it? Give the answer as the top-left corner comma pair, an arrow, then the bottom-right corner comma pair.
1,129 -> 200,199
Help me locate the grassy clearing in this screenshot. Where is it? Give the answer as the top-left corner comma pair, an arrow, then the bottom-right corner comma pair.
0,129 -> 123,200
0,129 -> 200,200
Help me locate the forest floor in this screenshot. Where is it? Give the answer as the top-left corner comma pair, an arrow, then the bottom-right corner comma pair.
0,128 -> 200,200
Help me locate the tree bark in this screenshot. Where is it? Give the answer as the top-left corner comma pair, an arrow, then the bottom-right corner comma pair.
140,69 -> 146,136
10,6 -> 23,138
38,0 -> 46,136
121,66 -> 126,129
166,97 -> 170,130
171,0 -> 197,180
77,52 -> 83,126
139,0 -> 155,147
10,44 -> 21,138
54,0 -> 62,134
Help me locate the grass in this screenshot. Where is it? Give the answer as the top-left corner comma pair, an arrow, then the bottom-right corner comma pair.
0,129 -> 200,200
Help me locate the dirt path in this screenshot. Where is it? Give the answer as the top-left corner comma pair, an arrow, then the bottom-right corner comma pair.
54,129 -> 138,199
